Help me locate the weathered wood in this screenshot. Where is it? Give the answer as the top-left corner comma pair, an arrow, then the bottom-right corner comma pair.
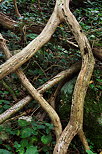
13,0 -> 21,17
0,0 -> 98,152
53,0 -> 95,153
0,12 -> 44,34
0,7 -> 60,79
0,34 -> 62,140
0,62 -> 81,124
93,48 -> 102,61
0,12 -> 17,30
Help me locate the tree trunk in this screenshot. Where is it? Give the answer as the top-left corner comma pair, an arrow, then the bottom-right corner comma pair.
53,0 -> 95,153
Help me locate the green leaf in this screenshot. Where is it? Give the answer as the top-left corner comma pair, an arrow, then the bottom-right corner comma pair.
0,100 -> 4,104
32,129 -> 38,135
20,139 -> 29,147
86,150 -> 97,154
3,145 -> 12,151
0,139 -> 2,144
15,129 -> 20,136
14,141 -> 21,149
30,136 -> 38,143
45,123 -> 53,129
89,84 -> 95,89
41,135 -> 52,144
0,100 -> 10,105
0,149 -> 12,154
18,119 -> 30,127
25,146 -> 39,154
4,91 -> 9,94
96,78 -> 102,82
36,124 -> 45,129
21,128 -> 33,138
3,104 -> 10,109
61,78 -> 76,94
26,33 -> 37,39
0,126 -> 3,132
32,0 -> 36,3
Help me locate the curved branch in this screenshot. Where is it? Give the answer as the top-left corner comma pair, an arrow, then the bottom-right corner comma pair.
0,5 -> 60,79
0,62 -> 81,124
93,48 -> 102,61
13,0 -> 21,18
0,34 -> 62,140
54,0 -> 95,153
0,12 -> 17,29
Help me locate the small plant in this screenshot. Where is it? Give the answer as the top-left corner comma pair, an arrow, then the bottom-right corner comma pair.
0,119 -> 54,153
86,150 -> 97,154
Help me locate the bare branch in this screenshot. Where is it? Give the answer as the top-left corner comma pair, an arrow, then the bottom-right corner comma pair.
0,62 -> 81,124
0,12 -> 17,29
0,5 -> 60,79
54,0 -> 95,153
13,0 -> 21,18
0,34 -> 62,140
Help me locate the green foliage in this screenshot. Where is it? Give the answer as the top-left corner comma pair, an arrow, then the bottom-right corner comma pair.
0,99 -> 10,114
41,135 -> 52,144
0,119 -> 54,153
74,0 -> 102,46
21,128 -> 33,138
0,0 -> 102,153
89,69 -> 102,91
86,150 -> 97,154
0,149 -> 12,154
61,78 -> 76,95
18,119 -> 30,127
25,146 -> 38,154
26,33 -> 38,40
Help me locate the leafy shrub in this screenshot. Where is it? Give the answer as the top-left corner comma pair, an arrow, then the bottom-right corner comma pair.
0,119 -> 54,154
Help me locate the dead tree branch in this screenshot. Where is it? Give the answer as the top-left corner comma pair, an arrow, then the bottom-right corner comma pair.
0,12 -> 17,30
0,0 -> 100,152
53,0 -> 95,153
13,0 -> 21,18
0,6 -> 61,79
0,62 -> 81,124
0,34 -> 62,140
